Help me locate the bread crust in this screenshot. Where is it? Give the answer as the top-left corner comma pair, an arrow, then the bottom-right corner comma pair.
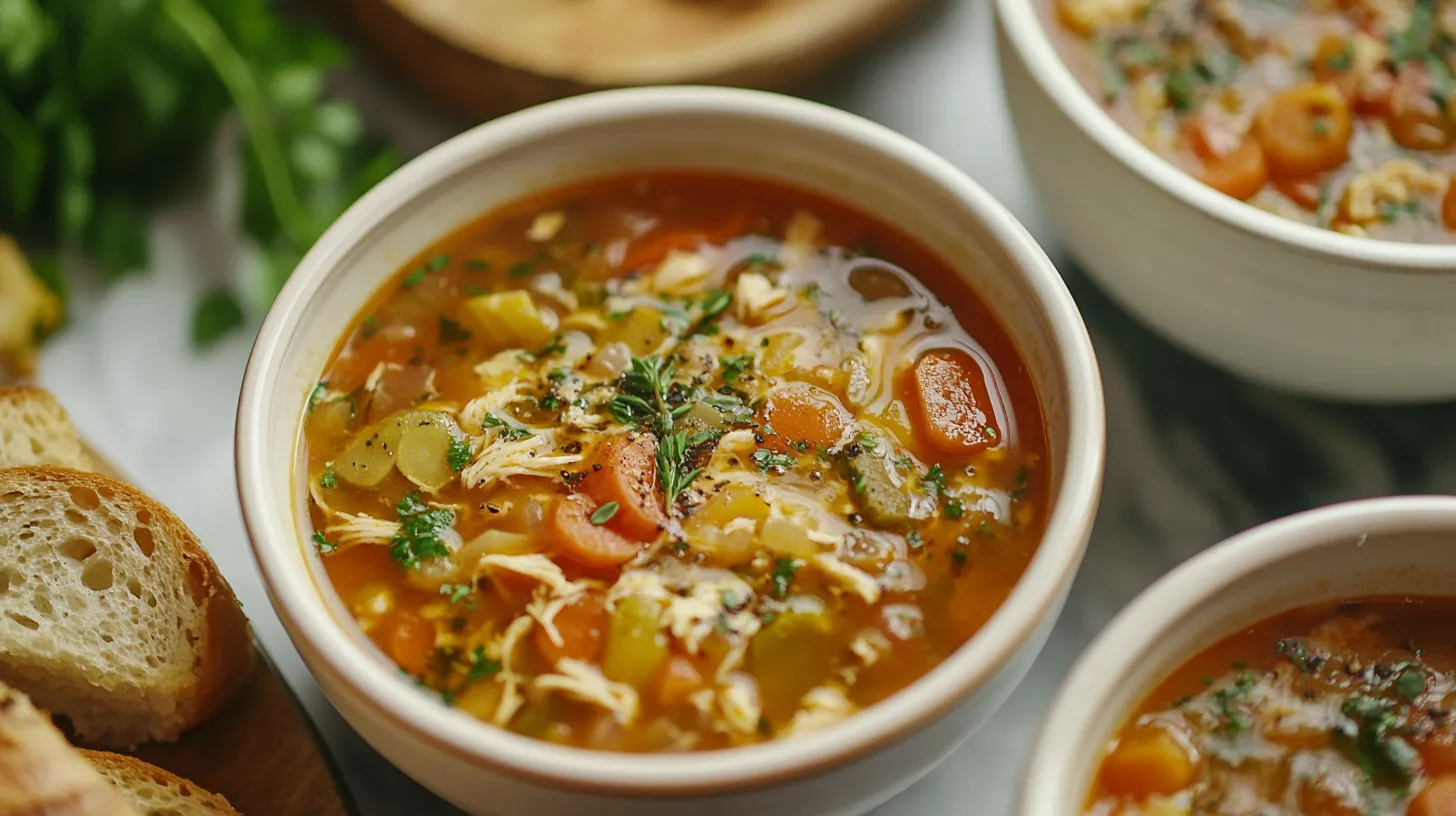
0,684 -> 141,816
81,751 -> 240,815
0,467 -> 255,746
0,388 -> 92,471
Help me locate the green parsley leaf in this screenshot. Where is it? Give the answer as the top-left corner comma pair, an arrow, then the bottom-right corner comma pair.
590,502 -> 620,525
922,463 -> 946,496
447,437 -> 471,472
1396,668 -> 1425,700
770,557 -> 799,599
944,499 -> 965,519
320,469 -> 338,488
721,354 -> 754,386
307,381 -> 329,413
312,530 -> 337,554
751,448 -> 796,473
439,316 -> 472,344
440,583 -> 473,605
388,493 -> 454,569
481,414 -> 533,441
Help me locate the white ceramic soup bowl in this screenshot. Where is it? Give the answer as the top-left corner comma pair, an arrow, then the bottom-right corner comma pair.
1021,495 -> 1456,815
236,86 -> 1105,816
995,0 -> 1456,403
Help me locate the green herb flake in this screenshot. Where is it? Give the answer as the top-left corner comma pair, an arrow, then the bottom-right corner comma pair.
751,448 -> 797,473
447,437 -> 471,472
945,499 -> 965,519
320,469 -> 338,489
770,557 -> 799,599
482,414 -> 533,441
425,254 -> 450,272
440,583 -> 473,605
465,259 -> 490,271
721,354 -> 754,386
1396,668 -> 1425,700
312,530 -> 337,555
388,493 -> 455,569
590,501 -> 620,525
951,550 -> 968,565
922,463 -> 946,496
307,381 -> 329,413
399,269 -> 427,289
439,316 -> 472,344
508,261 -> 534,278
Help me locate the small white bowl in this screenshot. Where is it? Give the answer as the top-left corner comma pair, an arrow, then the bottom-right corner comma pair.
1020,496 -> 1456,815
994,0 -> 1456,403
235,87 -> 1105,815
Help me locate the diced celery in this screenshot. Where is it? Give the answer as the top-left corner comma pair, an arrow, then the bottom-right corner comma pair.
463,290 -> 555,348
749,598 -> 836,722
602,595 -> 667,689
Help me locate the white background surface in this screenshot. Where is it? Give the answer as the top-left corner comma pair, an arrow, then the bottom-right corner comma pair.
38,0 -> 1222,811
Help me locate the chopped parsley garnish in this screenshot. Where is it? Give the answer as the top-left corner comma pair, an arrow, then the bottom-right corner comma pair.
307,381 -> 328,413
439,583 -> 473,605
1337,695 -> 1419,785
539,395 -> 561,411
312,530 -> 337,555
658,430 -> 718,505
1164,67 -> 1201,113
590,502 -> 620,525
1324,42 -> 1355,72
547,368 -> 569,382
944,499 -> 965,519
610,355 -> 674,429
921,463 -> 946,496
1211,673 -> 1255,733
858,433 -> 877,450
508,261 -> 535,278
319,469 -> 338,488
389,493 -> 455,569
751,449 -> 797,473
894,455 -> 914,470
1378,200 -> 1424,223
399,269 -> 426,289
1396,668 -> 1425,700
791,439 -> 811,453
447,437 -> 472,472
465,259 -> 490,271
481,414 -> 533,441
1276,638 -> 1322,673
1390,0 -> 1437,64
439,316 -> 472,344
852,474 -> 868,493
721,354 -> 754,386
770,557 -> 799,599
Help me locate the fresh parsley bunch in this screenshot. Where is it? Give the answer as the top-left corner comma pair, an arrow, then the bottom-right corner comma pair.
0,0 -> 397,345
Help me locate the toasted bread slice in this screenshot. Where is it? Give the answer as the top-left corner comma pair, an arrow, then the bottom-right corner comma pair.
82,751 -> 240,816
0,387 -> 93,470
0,682 -> 141,816
0,467 -> 254,748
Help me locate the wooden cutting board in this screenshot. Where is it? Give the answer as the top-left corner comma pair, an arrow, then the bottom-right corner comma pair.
334,0 -> 930,120
82,442 -> 360,816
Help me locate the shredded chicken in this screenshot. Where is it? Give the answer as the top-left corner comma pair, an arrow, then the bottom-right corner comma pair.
813,554 -> 882,605
652,250 -> 714,295
784,685 -> 856,736
533,659 -> 640,724
489,615 -> 534,726
460,429 -> 584,489
325,513 -> 401,548
735,272 -> 790,323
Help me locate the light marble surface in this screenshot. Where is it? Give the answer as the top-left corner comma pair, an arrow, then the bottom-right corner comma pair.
37,0 -> 1456,812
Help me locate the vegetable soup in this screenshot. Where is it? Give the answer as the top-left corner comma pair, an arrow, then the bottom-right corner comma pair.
301,171 -> 1048,752
1047,0 -> 1456,241
1088,598 -> 1456,816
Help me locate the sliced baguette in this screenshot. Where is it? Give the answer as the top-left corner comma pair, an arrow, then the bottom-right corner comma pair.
82,751 -> 240,816
0,386 -> 93,470
0,466 -> 254,748
0,682 -> 141,816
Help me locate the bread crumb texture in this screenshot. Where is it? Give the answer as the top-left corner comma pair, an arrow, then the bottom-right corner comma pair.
0,387 -> 93,470
84,750 -> 240,816
0,467 -> 253,748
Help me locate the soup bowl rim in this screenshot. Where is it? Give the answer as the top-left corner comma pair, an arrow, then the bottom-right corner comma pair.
994,0 -> 1456,272
1019,494 -> 1456,814
236,85 -> 1106,796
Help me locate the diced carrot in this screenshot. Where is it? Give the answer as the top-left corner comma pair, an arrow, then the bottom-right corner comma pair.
1186,118 -> 1269,201
1273,175 -> 1326,211
534,592 -> 608,665
582,433 -> 669,541
655,654 -> 706,708
550,494 -> 642,570
377,610 -> 437,676
756,383 -> 849,454
618,209 -> 751,271
907,349 -> 999,455
1422,737 -> 1456,776
1099,727 -> 1198,798
1443,178 -> 1456,232
1411,776 -> 1456,816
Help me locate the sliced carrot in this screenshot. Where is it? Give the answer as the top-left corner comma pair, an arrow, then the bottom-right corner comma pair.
1099,727 -> 1198,798
1389,66 -> 1456,151
378,610 -> 436,676
618,208 -> 751,272
655,654 -> 706,708
756,383 -> 850,454
550,494 -> 642,570
1186,117 -> 1268,201
908,349 -> 999,455
1256,83 -> 1353,178
534,592 -> 608,665
1422,738 -> 1456,776
1411,776 -> 1456,816
582,433 -> 669,541
1273,175 -> 1326,211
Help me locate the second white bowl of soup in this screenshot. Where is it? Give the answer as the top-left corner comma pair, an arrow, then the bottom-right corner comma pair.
237,87 -> 1105,814
996,0 -> 1456,402
1023,496 -> 1456,816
